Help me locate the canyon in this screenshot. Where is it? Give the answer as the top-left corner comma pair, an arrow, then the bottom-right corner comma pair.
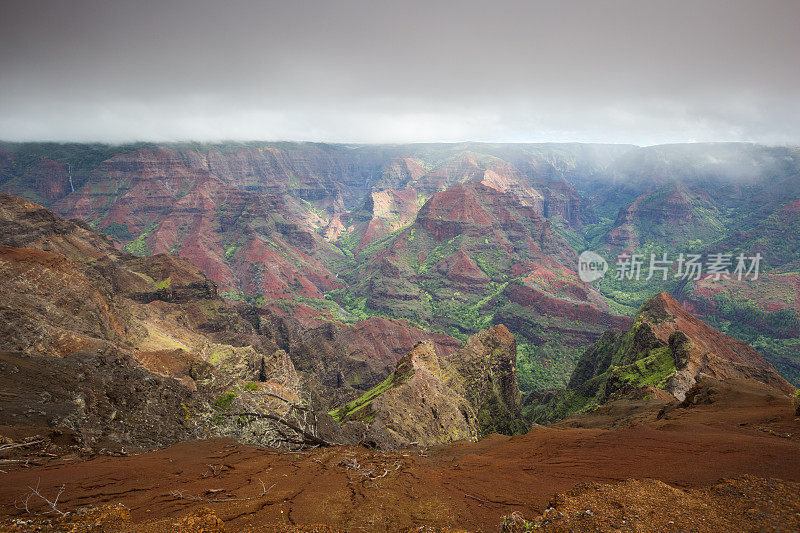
0,141 -> 798,530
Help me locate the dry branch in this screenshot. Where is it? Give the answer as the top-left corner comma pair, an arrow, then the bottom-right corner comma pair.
220,412 -> 335,447
203,464 -> 224,478
15,479 -> 67,517
465,493 -> 492,505
0,440 -> 44,454
170,479 -> 275,502
247,390 -> 309,410
337,458 -> 402,480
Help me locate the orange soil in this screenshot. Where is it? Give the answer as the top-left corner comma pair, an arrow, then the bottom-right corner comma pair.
0,384 -> 798,531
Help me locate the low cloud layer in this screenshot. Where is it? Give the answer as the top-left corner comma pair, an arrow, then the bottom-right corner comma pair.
2,0 -> 798,145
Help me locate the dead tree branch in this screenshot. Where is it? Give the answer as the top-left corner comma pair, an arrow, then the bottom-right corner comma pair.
15,479 -> 67,517
465,493 -> 492,505
170,479 -> 274,502
0,440 -> 44,454
246,391 -> 309,410
337,458 -> 403,480
220,412 -> 335,447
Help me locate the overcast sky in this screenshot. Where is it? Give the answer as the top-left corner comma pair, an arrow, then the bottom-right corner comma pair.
1,0 -> 798,145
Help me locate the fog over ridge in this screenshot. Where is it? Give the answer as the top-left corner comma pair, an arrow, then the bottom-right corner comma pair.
1,0 -> 798,144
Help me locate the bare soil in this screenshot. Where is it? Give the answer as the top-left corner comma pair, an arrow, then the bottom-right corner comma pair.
0,380 -> 798,532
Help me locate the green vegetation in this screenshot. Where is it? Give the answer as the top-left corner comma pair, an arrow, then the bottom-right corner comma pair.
516,341 -> 584,392
530,308 -> 678,423
220,288 -> 269,307
335,229 -> 360,258
322,288 -> 419,327
700,298 -> 800,386
526,389 -> 596,423
220,288 -> 245,301
499,512 -> 536,532
224,244 -> 242,260
100,221 -> 134,241
329,372 -> 402,423
213,392 -> 237,410
417,236 -> 461,275
706,292 -> 800,337
293,296 -> 356,322
609,345 -> 675,388
550,219 -> 588,252
123,220 -> 159,256
324,288 -> 371,321
473,251 -> 507,279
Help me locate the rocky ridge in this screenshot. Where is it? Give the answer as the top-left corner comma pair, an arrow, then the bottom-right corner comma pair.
0,194 -> 470,451
536,292 -> 795,422
330,325 -> 524,445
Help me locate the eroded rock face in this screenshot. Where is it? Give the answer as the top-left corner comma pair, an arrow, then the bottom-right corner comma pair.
546,292 -> 796,423
48,150 -> 344,301
0,194 -> 475,451
435,248 -> 490,285
444,325 -> 525,436
367,342 -> 479,446
344,188 -> 422,252
25,158 -> 70,203
256,311 -> 462,409
0,195 -> 324,451
0,349 -> 196,452
642,293 -> 795,399
331,326 -> 526,447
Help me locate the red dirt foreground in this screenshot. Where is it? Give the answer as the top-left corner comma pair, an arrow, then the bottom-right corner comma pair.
1,379 -> 799,532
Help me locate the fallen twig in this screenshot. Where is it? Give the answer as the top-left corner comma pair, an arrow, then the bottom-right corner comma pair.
246,391 -> 309,411
203,464 -> 224,478
15,478 -> 67,517
338,458 -> 402,480
170,479 -> 274,502
0,440 -> 44,454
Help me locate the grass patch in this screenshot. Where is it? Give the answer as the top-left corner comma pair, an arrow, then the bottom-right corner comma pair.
329,372 -> 402,423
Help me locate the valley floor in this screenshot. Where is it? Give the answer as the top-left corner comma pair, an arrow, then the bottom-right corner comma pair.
1,381 -> 799,532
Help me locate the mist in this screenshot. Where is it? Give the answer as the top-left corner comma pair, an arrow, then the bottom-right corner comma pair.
1,0 -> 798,144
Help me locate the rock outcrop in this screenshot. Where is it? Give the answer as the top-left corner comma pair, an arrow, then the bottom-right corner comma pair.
330,325 -> 525,446
539,292 -> 795,423
0,195 -> 341,451
358,341 -> 479,446
444,325 -> 524,436
0,194 -> 477,451
0,349 -> 196,453
643,293 -> 796,399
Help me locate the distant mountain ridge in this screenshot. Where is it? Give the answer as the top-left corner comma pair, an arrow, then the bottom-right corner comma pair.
2,141 -> 799,393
